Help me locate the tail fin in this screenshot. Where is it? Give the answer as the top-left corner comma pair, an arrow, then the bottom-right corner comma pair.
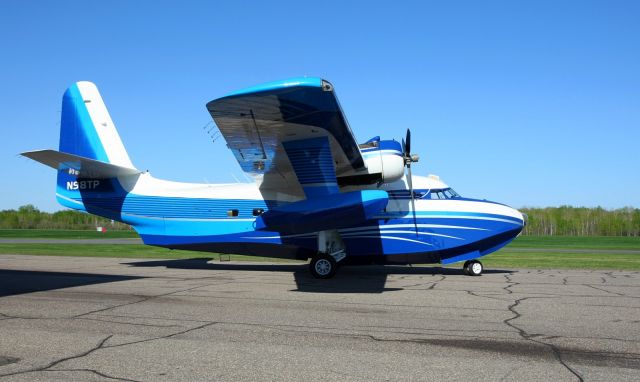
59,81 -> 134,168
21,82 -> 139,219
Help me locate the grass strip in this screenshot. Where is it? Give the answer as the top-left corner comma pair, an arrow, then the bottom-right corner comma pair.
0,229 -> 138,239
508,235 -> 640,250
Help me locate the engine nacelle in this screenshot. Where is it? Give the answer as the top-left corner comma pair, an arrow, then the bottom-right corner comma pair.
337,138 -> 407,186
363,149 -> 405,182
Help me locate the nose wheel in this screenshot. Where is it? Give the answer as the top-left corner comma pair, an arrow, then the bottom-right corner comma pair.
463,260 -> 483,276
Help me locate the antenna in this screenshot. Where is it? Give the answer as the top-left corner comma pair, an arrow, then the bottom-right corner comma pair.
201,120 -> 222,143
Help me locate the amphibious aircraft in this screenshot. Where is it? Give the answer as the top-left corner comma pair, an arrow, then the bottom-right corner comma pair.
22,78 -> 525,278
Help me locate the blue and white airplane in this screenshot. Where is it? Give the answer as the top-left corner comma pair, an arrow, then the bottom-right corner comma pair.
23,78 -> 525,278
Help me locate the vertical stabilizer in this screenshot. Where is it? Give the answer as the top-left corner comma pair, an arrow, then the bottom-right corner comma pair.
56,82 -> 136,216
59,81 -> 134,168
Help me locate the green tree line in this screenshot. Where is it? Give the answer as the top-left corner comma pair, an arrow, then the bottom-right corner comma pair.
1,205 -> 639,236
0,205 -> 131,230
521,206 -> 640,236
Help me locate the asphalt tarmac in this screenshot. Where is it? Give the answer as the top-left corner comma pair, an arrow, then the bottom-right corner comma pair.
0,255 -> 638,381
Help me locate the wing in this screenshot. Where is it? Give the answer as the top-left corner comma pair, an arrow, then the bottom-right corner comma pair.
206,77 -> 366,200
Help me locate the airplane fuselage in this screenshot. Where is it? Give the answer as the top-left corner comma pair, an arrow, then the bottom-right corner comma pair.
56,171 -> 524,265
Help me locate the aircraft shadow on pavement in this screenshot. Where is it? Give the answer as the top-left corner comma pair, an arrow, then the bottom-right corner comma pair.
123,258 -> 512,294
0,269 -> 142,298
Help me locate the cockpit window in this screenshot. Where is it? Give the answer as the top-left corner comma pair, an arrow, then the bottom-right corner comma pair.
420,188 -> 460,200
391,188 -> 461,200
443,188 -> 459,198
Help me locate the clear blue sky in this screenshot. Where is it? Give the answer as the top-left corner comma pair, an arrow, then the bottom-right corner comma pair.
1,0 -> 638,211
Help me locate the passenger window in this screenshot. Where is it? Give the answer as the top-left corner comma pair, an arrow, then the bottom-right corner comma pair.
252,208 -> 264,216
227,209 -> 239,217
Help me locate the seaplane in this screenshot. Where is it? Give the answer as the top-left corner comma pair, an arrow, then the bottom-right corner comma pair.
22,78 -> 525,278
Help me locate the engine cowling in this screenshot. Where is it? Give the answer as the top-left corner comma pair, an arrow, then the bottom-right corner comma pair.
363,148 -> 405,182
337,139 -> 406,186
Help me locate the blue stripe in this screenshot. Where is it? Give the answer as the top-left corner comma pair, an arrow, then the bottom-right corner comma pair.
225,77 -> 322,97
59,84 -> 109,162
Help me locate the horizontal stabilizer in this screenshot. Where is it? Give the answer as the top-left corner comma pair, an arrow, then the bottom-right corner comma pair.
22,149 -> 141,178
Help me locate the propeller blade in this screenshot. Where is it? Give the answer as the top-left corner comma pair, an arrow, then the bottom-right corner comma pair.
407,163 -> 418,235
405,128 -> 411,157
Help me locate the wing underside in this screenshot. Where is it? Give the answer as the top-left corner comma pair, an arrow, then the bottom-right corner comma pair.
207,77 -> 366,199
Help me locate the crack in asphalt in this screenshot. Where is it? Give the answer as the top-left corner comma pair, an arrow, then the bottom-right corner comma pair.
102,321 -> 219,350
504,297 -> 584,381
466,272 -> 624,380
76,317 -> 182,328
0,335 -> 114,379
401,275 -> 446,289
584,284 -> 626,296
48,368 -> 142,382
0,321 -> 220,381
0,279 -> 222,381
72,283 -> 212,318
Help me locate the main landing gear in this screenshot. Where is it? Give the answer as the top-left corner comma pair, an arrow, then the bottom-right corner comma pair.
463,260 -> 483,276
310,230 -> 346,279
309,253 -> 338,279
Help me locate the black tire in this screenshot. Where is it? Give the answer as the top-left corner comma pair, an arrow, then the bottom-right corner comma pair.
462,260 -> 471,275
309,253 -> 337,279
467,260 -> 483,276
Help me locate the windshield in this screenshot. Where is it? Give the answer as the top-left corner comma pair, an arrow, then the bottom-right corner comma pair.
419,188 -> 460,200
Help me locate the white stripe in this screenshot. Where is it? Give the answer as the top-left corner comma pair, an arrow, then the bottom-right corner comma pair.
339,224 -> 489,233
348,235 -> 433,246
56,193 -> 84,206
341,230 -> 464,240
77,82 -> 135,168
121,212 -> 255,222
362,149 -> 401,156
424,215 -> 522,225
242,233 -> 316,240
372,214 -> 521,225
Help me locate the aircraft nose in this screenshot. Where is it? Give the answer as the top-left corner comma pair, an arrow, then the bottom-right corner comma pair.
511,207 -> 526,228
493,204 -> 526,240
490,203 -> 526,233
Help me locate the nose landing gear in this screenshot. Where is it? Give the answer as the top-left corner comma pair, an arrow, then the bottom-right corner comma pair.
463,260 -> 483,276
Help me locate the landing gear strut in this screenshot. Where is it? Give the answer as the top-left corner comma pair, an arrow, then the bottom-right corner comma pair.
463,260 -> 483,276
310,230 -> 346,279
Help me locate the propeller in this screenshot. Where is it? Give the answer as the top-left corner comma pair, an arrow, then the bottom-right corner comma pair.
402,129 -> 420,234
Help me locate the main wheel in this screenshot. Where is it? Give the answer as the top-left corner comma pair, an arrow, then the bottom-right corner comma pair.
466,260 -> 483,276
309,253 -> 338,279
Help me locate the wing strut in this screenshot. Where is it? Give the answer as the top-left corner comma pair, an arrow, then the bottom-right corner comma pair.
249,109 -> 267,160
